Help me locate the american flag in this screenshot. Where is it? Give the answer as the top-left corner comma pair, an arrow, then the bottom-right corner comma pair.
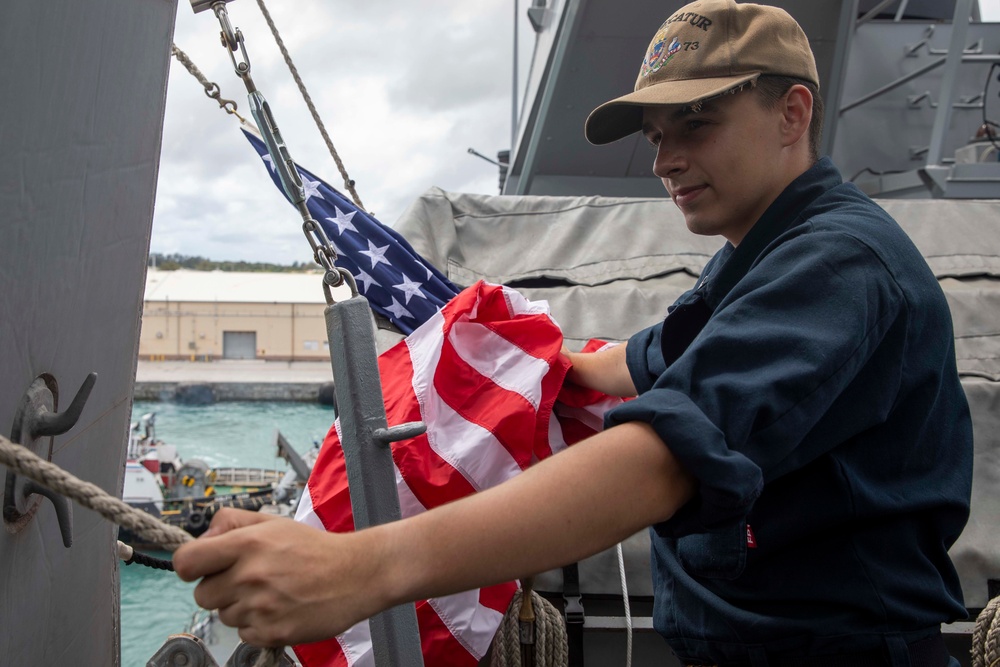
243,129 -> 460,334
293,282 -> 622,667
244,131 -> 622,666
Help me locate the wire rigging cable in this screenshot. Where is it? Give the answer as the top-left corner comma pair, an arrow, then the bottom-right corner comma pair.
253,0 -> 367,212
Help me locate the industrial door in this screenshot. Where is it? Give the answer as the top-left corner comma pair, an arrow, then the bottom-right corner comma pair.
223,331 -> 257,359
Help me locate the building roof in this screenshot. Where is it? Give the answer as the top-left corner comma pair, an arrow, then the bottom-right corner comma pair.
143,268 -> 351,304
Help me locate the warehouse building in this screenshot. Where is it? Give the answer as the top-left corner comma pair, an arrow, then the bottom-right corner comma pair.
139,269 -> 351,361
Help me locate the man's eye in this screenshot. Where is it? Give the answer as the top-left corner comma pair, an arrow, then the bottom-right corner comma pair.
687,120 -> 707,131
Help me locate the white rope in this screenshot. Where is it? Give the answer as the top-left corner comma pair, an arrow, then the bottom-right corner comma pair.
491,589 -> 568,667
0,435 -> 284,667
616,542 -> 633,667
974,595 -> 1000,667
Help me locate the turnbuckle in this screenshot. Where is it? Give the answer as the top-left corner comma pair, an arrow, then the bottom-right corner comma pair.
250,92 -> 304,206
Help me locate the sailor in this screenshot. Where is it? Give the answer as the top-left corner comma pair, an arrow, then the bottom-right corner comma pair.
174,1 -> 973,664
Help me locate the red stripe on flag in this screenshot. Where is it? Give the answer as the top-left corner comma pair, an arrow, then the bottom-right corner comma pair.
479,315 -> 572,462
479,581 -> 519,615
415,601 -> 481,667
557,412 -> 601,448
439,281 -> 517,328
294,636 -> 348,667
307,423 -> 354,533
380,339 -> 480,508
435,335 -> 538,469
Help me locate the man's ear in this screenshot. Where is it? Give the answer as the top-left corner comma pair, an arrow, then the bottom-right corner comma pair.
780,84 -> 813,149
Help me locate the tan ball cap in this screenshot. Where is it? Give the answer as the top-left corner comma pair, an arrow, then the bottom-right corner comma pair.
584,0 -> 819,145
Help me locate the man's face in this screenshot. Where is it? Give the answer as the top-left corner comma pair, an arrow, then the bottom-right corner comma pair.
641,89 -> 789,246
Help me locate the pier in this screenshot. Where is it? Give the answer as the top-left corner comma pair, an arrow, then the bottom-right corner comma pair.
134,360 -> 334,403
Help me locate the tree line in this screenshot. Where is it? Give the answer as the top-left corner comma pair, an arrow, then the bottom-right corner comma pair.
149,253 -> 318,273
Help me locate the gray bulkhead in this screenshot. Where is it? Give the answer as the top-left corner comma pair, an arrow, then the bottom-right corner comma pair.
0,0 -> 177,665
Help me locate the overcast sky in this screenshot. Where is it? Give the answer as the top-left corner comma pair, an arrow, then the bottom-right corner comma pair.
152,0 -> 1000,265
155,0 -> 533,264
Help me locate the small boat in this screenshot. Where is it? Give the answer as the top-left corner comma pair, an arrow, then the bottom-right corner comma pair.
118,415 -> 316,550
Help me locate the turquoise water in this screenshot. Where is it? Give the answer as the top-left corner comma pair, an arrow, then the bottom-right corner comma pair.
119,400 -> 335,667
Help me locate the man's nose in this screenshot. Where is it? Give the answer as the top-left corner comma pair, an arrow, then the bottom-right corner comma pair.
652,141 -> 685,179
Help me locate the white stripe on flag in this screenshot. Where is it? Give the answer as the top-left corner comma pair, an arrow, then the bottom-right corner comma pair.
293,482 -> 324,529
500,285 -> 551,317
394,463 -> 426,519
428,589 -> 506,659
448,321 -> 551,410
337,620 -> 374,667
406,313 -> 523,491
548,411 -> 569,456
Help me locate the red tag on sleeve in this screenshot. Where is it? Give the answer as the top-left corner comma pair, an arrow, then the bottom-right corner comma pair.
746,524 -> 757,549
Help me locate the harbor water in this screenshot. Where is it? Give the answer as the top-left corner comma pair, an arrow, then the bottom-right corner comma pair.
120,400 -> 336,667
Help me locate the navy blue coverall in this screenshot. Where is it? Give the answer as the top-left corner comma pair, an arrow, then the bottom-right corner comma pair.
606,157 -> 973,666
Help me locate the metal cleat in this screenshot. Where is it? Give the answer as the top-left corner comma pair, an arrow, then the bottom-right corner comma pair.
146,633 -> 220,667
225,642 -> 296,667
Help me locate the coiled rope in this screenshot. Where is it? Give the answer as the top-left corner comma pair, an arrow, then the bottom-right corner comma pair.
973,595 -> 1000,667
253,0 -> 367,212
491,588 -> 568,667
0,435 -> 284,667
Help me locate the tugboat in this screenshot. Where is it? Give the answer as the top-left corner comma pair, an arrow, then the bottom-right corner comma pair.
119,414 -> 309,548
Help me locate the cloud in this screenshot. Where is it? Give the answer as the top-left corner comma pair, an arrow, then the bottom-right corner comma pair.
154,0 -> 518,264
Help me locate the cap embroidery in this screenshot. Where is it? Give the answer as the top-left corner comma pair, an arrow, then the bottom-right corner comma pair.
641,35 -> 682,78
665,11 -> 713,31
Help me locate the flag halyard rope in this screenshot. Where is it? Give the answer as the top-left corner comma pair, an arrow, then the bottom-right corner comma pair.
253,0 -> 367,212
0,434 -> 285,667
171,44 -> 248,124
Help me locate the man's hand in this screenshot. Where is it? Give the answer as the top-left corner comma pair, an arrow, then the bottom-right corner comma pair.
172,422 -> 694,649
562,342 -> 637,397
173,508 -> 386,647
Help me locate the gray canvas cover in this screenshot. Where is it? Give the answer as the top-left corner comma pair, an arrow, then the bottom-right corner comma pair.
394,188 -> 1000,608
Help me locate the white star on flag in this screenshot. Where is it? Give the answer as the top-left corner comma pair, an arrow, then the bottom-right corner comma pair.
262,153 -> 276,172
384,296 -> 413,321
326,206 -> 358,235
360,240 -> 390,269
393,275 -> 427,305
354,269 -> 380,293
301,175 -> 325,203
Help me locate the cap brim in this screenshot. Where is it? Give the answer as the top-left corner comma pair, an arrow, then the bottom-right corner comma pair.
584,73 -> 761,145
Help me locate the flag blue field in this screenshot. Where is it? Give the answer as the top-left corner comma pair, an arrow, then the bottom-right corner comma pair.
244,129 -> 460,334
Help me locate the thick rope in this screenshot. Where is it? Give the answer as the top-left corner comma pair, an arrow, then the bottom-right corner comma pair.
118,540 -> 176,571
616,542 -> 633,667
0,435 -> 284,667
254,0 -> 367,212
491,589 -> 568,667
171,44 -> 247,123
973,595 -> 1000,667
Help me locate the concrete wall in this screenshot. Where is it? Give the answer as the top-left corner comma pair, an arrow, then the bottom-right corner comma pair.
140,300 -> 330,361
134,381 -> 326,402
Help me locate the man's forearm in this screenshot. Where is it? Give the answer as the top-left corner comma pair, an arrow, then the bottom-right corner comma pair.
564,342 -> 637,397
172,422 -> 693,646
378,421 -> 693,608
